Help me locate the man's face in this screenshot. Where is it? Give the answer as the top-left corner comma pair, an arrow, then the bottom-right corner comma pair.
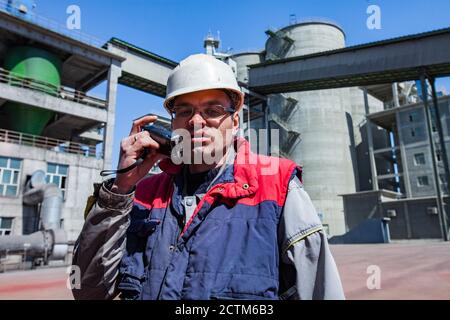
171,89 -> 239,164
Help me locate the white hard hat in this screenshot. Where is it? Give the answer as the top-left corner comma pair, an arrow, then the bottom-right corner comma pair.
164,54 -> 245,114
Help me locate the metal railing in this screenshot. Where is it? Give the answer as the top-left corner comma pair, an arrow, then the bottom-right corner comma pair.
0,67 -> 107,109
0,128 -> 100,158
0,0 -> 105,48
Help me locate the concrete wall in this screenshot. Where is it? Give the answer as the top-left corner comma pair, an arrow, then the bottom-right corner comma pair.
342,191 -> 445,239
382,199 -> 443,239
273,22 -> 346,57
284,88 -> 355,235
404,143 -> 437,197
0,142 -> 103,242
356,123 -> 393,192
342,191 -> 381,230
397,99 -> 450,197
349,88 -> 384,192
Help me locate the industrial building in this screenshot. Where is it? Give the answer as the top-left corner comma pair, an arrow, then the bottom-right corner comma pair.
0,1 -> 124,245
1,1 -> 450,270
341,93 -> 450,240
0,1 -> 178,268
243,22 -> 450,241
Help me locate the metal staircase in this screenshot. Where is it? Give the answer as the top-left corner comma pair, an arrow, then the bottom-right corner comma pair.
268,94 -> 301,157
264,29 -> 294,61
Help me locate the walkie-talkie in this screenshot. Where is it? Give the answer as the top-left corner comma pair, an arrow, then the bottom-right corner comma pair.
141,123 -> 173,157
100,123 -> 179,177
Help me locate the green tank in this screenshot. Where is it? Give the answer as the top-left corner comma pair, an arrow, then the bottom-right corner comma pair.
3,46 -> 62,135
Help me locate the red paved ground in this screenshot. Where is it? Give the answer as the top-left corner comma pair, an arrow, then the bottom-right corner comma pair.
332,241 -> 450,300
0,241 -> 449,300
0,266 -> 72,300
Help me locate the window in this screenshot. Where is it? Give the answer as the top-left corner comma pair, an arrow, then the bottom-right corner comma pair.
408,111 -> 420,122
414,153 -> 426,165
410,126 -> 425,139
0,217 -> 13,236
46,163 -> 68,199
417,176 -> 429,187
0,157 -> 22,197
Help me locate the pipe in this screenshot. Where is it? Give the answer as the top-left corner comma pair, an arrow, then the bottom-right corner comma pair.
0,170 -> 68,262
0,230 -> 51,256
23,183 -> 63,230
392,82 -> 400,107
0,229 -> 67,260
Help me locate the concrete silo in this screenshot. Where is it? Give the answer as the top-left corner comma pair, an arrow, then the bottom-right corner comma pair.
232,52 -> 263,84
264,21 -> 354,236
231,52 -> 266,151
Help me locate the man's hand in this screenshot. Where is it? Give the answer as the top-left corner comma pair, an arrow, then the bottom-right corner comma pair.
112,115 -> 167,194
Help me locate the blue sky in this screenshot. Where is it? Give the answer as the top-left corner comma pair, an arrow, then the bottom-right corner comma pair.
32,0 -> 450,167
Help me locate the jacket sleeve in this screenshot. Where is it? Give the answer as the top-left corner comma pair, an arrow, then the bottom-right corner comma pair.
278,176 -> 345,300
71,179 -> 134,300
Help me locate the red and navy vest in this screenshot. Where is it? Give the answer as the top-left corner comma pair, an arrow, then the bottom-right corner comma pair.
118,138 -> 301,300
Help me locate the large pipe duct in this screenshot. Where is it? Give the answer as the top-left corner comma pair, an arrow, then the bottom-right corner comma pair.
0,229 -> 67,260
0,170 -> 68,262
22,170 -> 63,230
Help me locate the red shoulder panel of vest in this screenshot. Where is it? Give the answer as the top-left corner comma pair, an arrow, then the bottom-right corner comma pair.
134,172 -> 173,209
233,153 -> 299,207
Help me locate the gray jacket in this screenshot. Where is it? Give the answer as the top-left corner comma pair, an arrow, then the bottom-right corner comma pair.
72,174 -> 345,300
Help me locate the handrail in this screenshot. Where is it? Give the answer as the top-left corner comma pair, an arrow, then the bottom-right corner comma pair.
0,128 -> 101,159
0,67 -> 107,109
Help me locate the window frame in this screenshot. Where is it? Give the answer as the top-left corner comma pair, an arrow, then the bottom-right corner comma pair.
0,157 -> 22,198
414,153 -> 426,166
46,163 -> 69,200
417,175 -> 430,187
0,217 -> 14,236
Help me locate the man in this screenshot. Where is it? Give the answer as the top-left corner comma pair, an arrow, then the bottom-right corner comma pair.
72,54 -> 345,300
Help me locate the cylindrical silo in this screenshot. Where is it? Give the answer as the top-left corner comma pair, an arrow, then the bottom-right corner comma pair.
232,52 -> 266,153
3,46 -> 61,135
265,21 -> 352,236
232,52 -> 263,84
